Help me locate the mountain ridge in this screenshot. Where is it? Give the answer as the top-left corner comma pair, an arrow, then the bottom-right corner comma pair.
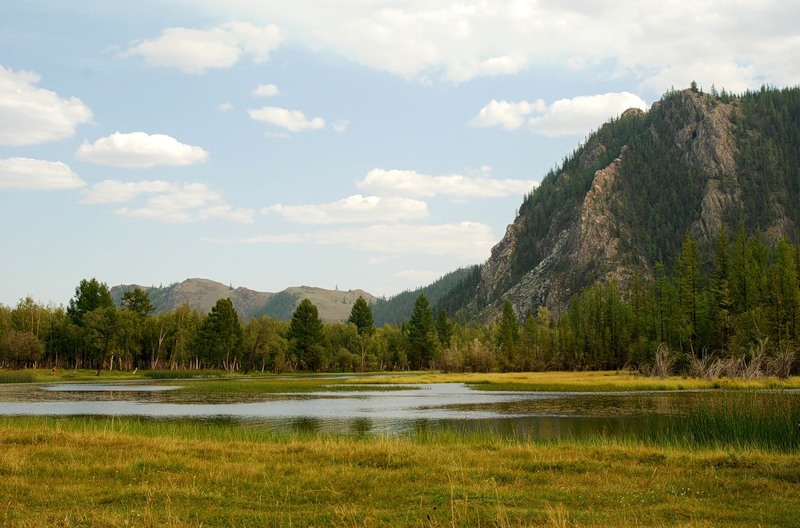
433,86 -> 800,322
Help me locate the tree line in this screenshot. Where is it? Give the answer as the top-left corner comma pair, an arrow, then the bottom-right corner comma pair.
1,225 -> 798,376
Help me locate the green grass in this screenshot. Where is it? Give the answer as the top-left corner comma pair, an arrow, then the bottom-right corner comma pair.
645,390 -> 800,453
143,369 -> 227,379
0,372 -> 36,384
1,416 -> 798,527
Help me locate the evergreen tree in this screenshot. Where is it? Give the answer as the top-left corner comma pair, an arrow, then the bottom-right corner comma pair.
67,278 -> 113,326
288,298 -> 326,371
435,309 -> 453,349
496,300 -> 520,370
518,310 -> 539,370
406,294 -> 439,369
675,231 -> 705,354
711,226 -> 734,353
194,298 -> 243,371
121,287 -> 154,318
768,240 -> 800,345
347,296 -> 375,336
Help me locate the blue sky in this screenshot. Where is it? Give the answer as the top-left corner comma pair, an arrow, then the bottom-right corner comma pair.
2,0 -> 798,307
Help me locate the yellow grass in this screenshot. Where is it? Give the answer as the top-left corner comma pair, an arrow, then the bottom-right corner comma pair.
1,417 -> 798,527
363,371 -> 800,392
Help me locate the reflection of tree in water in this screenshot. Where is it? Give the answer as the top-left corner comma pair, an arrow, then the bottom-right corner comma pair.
350,417 -> 372,435
290,416 -> 322,434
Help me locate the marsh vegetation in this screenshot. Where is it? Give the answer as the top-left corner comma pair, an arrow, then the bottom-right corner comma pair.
0,372 -> 798,526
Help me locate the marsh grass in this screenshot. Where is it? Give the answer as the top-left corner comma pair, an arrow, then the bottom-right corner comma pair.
1,416 -> 798,527
143,369 -> 226,379
0,372 -> 36,384
646,390 -> 800,452
371,371 -> 800,392
177,376 -> 418,395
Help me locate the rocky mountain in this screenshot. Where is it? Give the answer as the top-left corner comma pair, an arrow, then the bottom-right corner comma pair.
434,86 -> 800,322
111,279 -> 376,323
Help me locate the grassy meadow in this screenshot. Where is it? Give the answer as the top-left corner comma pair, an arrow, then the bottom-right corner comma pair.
1,371 -> 799,526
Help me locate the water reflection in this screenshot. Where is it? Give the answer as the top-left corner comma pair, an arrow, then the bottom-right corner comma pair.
0,380 -> 700,439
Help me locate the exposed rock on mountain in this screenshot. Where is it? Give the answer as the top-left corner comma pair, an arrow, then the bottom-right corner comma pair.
438,86 -> 800,322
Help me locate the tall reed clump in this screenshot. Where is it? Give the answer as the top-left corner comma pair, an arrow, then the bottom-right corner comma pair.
0,372 -> 36,384
646,390 -> 800,452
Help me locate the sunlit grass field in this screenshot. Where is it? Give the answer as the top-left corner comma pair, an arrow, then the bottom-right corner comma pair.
1,416 -> 799,527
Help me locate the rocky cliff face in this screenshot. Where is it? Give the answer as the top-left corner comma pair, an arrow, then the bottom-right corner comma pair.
465,88 -> 798,321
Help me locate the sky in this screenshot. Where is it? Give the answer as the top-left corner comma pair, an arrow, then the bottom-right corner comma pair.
2,1 -> 799,307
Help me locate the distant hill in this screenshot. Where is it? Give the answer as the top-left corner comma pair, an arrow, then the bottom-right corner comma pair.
110,279 -> 376,323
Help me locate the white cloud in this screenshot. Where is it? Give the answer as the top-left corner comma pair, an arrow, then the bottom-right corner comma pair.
75,132 -> 210,168
218,102 -> 234,112
447,54 -> 529,83
0,158 -> 84,190
529,92 -> 649,137
263,195 -> 428,224
252,83 -> 280,97
84,180 -> 254,223
226,222 -> 495,259
469,99 -> 545,130
471,92 -> 648,137
321,222 -> 494,258
332,120 -> 349,133
81,179 -> 173,204
357,168 -> 535,199
123,22 -> 283,74
248,106 -> 325,132
0,65 -> 92,146
194,1 -> 800,91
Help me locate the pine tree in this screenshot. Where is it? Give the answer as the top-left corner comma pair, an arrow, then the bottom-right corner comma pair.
711,226 -> 734,353
347,296 -> 375,336
194,298 -> 243,371
121,287 -> 154,318
288,299 -> 326,371
768,240 -> 800,345
435,309 -> 453,349
67,278 -> 113,326
496,300 -> 519,370
406,294 -> 438,370
675,231 -> 704,354
348,296 -> 376,370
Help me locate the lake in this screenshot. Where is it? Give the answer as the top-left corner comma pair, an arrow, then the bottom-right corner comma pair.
0,380 -> 702,438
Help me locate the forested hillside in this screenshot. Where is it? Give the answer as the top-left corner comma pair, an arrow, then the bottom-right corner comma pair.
432,86 -> 800,322
371,266 -> 479,325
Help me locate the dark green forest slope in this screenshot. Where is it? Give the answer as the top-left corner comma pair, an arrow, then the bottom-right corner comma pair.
427,86 -> 800,322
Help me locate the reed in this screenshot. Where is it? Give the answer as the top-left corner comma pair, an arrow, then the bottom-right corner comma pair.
645,390 -> 800,452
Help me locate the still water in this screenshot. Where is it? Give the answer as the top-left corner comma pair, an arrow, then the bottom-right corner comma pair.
0,380 -> 695,438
